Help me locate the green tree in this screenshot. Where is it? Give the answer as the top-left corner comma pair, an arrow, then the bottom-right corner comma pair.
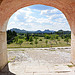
7,30 -> 17,44
14,36 -> 18,44
64,37 -> 69,44
35,39 -> 38,47
44,34 -> 50,39
13,31 -> 17,36
50,35 -> 54,40
25,32 -> 29,41
45,40 -> 48,46
34,36 -> 38,40
29,36 -> 33,42
39,39 -> 42,41
61,35 -> 64,39
57,38 -> 60,44
18,40 -> 23,47
55,35 -> 59,39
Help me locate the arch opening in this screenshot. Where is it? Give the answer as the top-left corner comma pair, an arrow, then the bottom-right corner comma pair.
6,4 -> 71,74
0,0 -> 75,74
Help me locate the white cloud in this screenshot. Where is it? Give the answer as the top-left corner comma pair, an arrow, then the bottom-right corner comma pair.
40,10 -> 48,15
17,7 -> 33,17
7,5 -> 70,31
50,9 -> 59,13
40,8 -> 60,15
24,16 -> 37,22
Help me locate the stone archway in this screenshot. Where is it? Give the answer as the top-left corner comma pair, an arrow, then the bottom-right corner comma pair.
0,0 -> 75,70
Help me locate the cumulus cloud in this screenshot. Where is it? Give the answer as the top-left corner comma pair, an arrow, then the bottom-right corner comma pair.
40,8 -> 61,15
24,16 -> 37,22
7,5 -> 70,31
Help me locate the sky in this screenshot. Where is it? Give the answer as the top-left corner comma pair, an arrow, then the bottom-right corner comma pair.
7,4 -> 71,31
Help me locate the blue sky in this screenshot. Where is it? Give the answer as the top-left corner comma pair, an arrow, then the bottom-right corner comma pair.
7,4 -> 71,31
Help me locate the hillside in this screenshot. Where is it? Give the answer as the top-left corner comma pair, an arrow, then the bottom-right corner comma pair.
9,28 -> 71,34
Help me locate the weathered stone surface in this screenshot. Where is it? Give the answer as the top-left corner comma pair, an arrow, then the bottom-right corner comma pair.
0,31 -> 8,70
0,0 -> 3,5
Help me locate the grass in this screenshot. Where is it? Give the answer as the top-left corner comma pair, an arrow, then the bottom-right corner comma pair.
8,49 -> 25,51
67,65 -> 74,67
7,37 -> 71,48
8,61 -> 11,63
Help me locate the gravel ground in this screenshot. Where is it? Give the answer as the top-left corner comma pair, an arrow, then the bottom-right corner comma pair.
8,47 -> 71,64
1,47 -> 74,75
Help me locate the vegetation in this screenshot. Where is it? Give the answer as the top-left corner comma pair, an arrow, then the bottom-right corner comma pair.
35,39 -> 38,47
7,30 -> 71,48
7,30 -> 17,44
45,40 -> 48,46
18,40 -> 23,47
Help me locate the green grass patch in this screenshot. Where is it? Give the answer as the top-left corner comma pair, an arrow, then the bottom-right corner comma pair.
67,65 -> 73,67
8,61 -> 11,63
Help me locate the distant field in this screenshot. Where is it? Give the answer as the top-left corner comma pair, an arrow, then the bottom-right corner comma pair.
7,37 -> 71,48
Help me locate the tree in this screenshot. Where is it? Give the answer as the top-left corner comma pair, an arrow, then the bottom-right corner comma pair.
44,34 -> 50,39
64,37 -> 69,44
7,30 -> 17,44
45,40 -> 48,46
13,31 -> 17,36
57,38 -> 60,44
61,35 -> 64,39
25,32 -> 29,41
18,40 -> 23,47
29,36 -> 33,42
39,39 -> 42,41
55,35 -> 59,39
35,39 -> 38,47
34,36 -> 38,40
50,35 -> 54,40
14,36 -> 18,44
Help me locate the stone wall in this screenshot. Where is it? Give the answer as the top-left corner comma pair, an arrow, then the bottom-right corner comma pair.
0,31 -> 7,70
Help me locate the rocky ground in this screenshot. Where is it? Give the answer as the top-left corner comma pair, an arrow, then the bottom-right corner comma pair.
1,47 -> 75,75
8,47 -> 71,64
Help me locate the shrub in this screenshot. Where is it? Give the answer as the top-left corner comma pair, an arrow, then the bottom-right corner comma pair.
39,39 -> 42,41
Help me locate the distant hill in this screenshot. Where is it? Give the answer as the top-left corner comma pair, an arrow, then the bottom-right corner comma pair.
10,28 -> 27,33
9,28 -> 55,34
56,30 -> 71,34
8,28 -> 71,34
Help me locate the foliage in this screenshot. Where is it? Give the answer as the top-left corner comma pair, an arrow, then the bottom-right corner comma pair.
64,37 -> 69,44
7,30 -> 71,48
55,35 -> 59,39
25,32 -> 29,41
57,38 -> 60,41
29,36 -> 33,42
18,40 -> 23,46
30,42 -> 33,45
34,36 -> 38,39
35,39 -> 38,47
7,30 -> 17,44
45,40 -> 48,46
50,35 -> 54,40
39,39 -> 42,41
44,34 -> 50,39
14,36 -> 18,44
61,35 -> 64,39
